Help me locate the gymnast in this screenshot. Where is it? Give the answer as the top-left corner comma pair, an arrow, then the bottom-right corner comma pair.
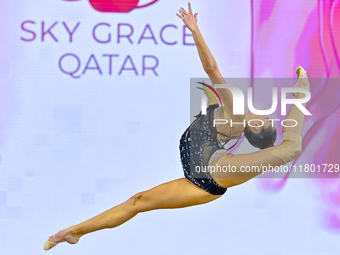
43,2 -> 310,250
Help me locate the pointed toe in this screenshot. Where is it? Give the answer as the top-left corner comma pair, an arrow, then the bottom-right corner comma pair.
43,235 -> 58,251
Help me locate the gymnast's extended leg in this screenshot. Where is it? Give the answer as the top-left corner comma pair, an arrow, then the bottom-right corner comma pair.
44,177 -> 222,249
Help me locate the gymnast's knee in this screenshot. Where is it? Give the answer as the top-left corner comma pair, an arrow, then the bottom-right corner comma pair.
271,132 -> 302,163
126,192 -> 144,213
294,147 -> 302,157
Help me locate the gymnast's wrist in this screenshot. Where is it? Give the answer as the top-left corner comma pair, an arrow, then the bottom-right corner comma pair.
190,26 -> 199,34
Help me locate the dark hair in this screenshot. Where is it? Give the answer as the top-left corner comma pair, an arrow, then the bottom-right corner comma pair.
244,126 -> 277,149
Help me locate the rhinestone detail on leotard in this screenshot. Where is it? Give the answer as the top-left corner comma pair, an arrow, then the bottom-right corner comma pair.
208,149 -> 229,167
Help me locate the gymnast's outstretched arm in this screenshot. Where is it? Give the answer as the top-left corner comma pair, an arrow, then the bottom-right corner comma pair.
212,67 -> 310,187
176,3 -> 244,120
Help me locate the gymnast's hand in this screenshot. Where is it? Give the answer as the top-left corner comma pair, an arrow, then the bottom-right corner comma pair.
176,2 -> 198,32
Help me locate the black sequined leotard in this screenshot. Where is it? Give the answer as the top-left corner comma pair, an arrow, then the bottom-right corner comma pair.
179,104 -> 243,195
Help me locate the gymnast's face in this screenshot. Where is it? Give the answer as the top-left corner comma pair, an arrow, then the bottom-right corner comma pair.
247,115 -> 275,133
244,114 -> 277,149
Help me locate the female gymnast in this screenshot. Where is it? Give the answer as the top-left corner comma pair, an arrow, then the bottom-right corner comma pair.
43,2 -> 310,250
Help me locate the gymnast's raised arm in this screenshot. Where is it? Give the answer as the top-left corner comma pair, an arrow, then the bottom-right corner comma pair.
176,3 -> 244,120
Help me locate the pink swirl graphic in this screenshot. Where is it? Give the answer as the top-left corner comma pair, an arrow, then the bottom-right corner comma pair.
252,0 -> 340,231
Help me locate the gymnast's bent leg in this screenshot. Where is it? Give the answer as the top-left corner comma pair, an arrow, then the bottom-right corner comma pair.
211,67 -> 309,188
44,177 -> 222,250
